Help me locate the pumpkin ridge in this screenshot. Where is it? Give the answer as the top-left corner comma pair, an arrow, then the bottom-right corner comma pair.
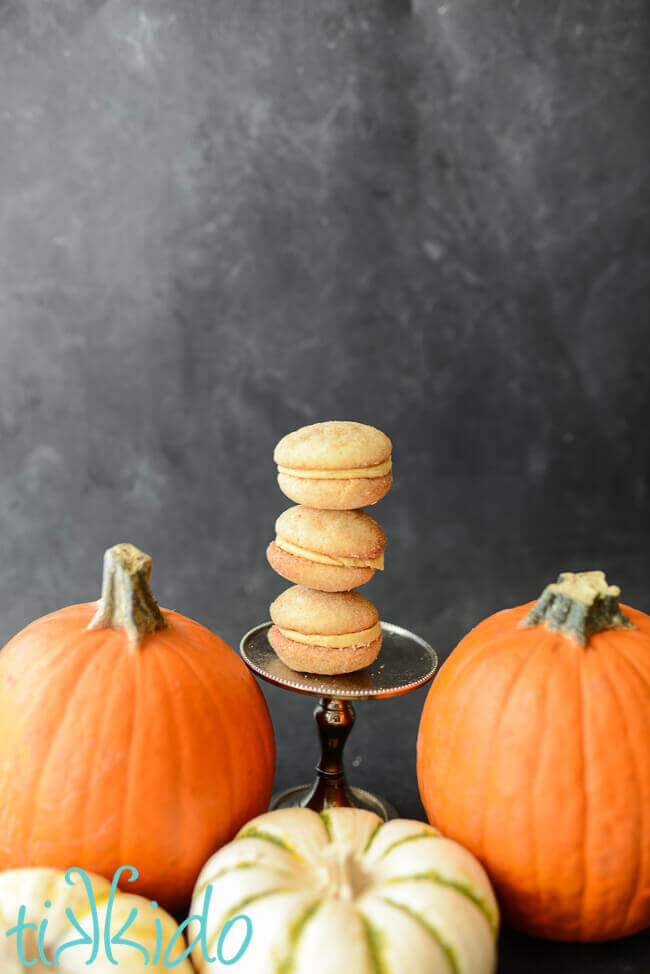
609,632 -> 650,694
261,687 -> 276,785
236,828 -> 299,858
1,626 -> 76,695
155,632 -> 224,841
193,861 -> 295,899
165,628 -> 277,885
27,644 -> 103,859
120,636 -> 142,867
148,640 -> 187,853
423,662 -> 485,829
577,647 -> 591,940
527,645 -> 554,928
380,872 -> 498,934
363,820 -> 384,854
599,639 -> 644,929
1,617 -> 104,745
0,624 -> 98,770
378,896 -> 459,974
183,622 -> 275,821
426,613 -> 536,775
160,631 -> 237,829
318,810 -> 334,841
2,603 -> 93,651
611,636 -> 650,689
81,640 -> 128,867
360,914 -> 390,974
251,665 -> 275,787
375,832 -> 435,862
431,612 -> 530,704
480,637 -> 549,860
276,899 -> 323,974
205,888 -> 298,960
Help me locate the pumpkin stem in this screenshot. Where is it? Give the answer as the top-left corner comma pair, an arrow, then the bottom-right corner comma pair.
87,543 -> 167,647
519,571 -> 635,645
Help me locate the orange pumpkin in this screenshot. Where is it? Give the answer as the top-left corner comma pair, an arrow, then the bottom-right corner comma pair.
0,543 -> 275,915
417,571 -> 650,942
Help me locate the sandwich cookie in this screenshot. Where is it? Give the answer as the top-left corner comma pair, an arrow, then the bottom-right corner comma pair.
274,420 -> 392,510
269,585 -> 382,675
267,506 -> 386,592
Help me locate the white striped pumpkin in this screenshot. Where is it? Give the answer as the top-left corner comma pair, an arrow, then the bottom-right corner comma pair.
190,807 -> 498,974
0,868 -> 193,973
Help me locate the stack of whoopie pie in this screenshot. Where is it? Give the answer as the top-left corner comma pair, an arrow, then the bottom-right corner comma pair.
266,421 -> 392,675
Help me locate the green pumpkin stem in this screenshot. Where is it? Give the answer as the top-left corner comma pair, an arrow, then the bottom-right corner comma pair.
88,543 -> 167,647
519,571 -> 635,646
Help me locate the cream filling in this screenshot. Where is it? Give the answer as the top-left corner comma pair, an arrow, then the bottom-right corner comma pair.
277,622 -> 382,648
275,538 -> 384,570
277,459 -> 392,480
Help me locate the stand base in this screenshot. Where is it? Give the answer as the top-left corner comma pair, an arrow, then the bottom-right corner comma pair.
240,623 -> 438,831
271,784 -> 398,821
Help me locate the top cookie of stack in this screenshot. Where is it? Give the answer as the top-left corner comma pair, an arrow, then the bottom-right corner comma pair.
274,420 -> 392,510
267,421 -> 392,675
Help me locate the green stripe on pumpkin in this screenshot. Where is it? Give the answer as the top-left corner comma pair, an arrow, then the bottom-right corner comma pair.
363,820 -> 385,853
376,831 -> 434,861
319,811 -> 334,841
275,900 -> 322,974
193,861 -> 295,899
361,915 -> 391,974
236,827 -> 299,856
381,871 -> 498,935
379,897 -> 459,974
205,888 -> 291,960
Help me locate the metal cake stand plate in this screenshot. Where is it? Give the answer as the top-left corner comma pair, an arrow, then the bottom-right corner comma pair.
240,621 -> 438,821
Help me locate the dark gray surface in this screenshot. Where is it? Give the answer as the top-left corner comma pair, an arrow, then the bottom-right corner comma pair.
1,1 -> 648,968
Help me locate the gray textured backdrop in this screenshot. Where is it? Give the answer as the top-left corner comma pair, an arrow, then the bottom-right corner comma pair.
1,0 -> 649,826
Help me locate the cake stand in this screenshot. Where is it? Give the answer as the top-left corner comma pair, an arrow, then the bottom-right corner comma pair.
240,621 -> 438,821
